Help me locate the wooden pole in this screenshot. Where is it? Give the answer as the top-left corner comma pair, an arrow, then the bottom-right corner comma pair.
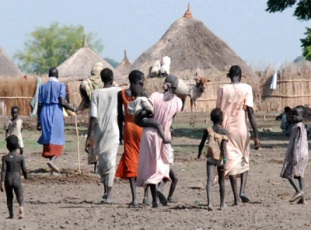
75,115 -> 81,174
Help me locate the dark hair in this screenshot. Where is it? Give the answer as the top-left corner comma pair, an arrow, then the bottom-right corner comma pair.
101,68 -> 114,84
227,65 -> 242,78
210,108 -> 223,124
49,67 -> 58,78
128,70 -> 144,84
6,135 -> 19,151
284,106 -> 291,113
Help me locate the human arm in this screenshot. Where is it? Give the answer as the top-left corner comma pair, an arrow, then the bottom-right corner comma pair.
1,157 -> 6,192
59,97 -> 77,112
198,129 -> 208,158
221,139 -> 227,170
117,91 -> 124,145
20,157 -> 27,179
247,106 -> 259,150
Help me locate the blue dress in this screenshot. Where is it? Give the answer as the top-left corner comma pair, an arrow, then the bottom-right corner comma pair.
37,79 -> 66,145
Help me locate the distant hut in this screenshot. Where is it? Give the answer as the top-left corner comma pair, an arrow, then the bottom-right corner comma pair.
0,47 -> 22,77
116,50 -> 131,77
260,61 -> 311,113
57,37 -> 128,107
131,4 -> 259,112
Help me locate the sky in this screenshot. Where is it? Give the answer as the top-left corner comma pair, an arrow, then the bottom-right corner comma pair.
0,0 -> 310,70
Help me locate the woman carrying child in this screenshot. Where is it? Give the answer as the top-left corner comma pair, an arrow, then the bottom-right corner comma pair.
198,108 -> 228,211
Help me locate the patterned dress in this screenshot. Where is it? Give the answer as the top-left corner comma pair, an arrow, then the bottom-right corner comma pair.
136,92 -> 182,187
116,90 -> 143,179
216,83 -> 254,176
281,122 -> 309,179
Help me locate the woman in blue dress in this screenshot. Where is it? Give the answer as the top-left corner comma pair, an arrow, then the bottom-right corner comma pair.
37,67 -> 77,173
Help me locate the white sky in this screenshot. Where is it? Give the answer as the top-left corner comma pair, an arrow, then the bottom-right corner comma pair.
0,0 -> 309,70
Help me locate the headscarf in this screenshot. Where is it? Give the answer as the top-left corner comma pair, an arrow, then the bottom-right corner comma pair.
81,62 -> 104,99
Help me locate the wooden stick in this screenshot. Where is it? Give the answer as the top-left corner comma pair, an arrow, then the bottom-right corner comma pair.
75,115 -> 81,174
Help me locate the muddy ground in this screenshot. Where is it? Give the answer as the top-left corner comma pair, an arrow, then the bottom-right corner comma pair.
0,112 -> 311,230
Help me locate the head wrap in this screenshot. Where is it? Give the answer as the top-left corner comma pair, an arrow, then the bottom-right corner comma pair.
165,74 -> 179,89
91,62 -> 104,75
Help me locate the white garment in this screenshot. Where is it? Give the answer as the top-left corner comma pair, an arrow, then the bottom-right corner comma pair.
270,70 -> 278,90
5,118 -> 24,148
128,97 -> 154,116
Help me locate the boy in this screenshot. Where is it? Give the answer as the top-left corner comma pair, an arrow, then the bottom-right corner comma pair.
1,135 -> 28,219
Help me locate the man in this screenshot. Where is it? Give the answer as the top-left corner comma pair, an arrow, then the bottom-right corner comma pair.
85,68 -> 121,204
37,67 -> 77,173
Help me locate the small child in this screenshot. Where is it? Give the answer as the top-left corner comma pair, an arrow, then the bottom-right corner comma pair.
198,108 -> 228,211
1,135 -> 28,219
128,96 -> 171,143
5,106 -> 24,155
280,106 -> 309,204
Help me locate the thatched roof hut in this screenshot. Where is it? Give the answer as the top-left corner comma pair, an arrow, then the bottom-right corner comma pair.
0,47 -> 22,77
57,37 -> 126,85
131,5 -> 259,112
116,50 -> 131,76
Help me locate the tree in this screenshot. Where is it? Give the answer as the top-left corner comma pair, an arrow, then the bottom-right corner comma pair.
266,0 -> 311,21
104,57 -> 119,68
14,22 -> 104,74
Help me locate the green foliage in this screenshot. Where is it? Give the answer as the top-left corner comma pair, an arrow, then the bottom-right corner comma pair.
104,57 -> 119,68
266,0 -> 311,20
14,22 -> 104,74
301,27 -> 311,60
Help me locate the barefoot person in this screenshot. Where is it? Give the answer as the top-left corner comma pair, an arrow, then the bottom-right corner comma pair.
5,106 -> 24,155
1,135 -> 28,219
281,106 -> 309,204
85,68 -> 121,204
136,74 -> 182,208
216,65 -> 259,206
198,108 -> 228,211
78,62 -> 105,173
115,70 -> 146,207
37,67 -> 77,173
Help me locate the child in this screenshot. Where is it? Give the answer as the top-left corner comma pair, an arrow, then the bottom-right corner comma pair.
198,108 -> 228,211
5,106 -> 24,155
1,135 -> 28,219
128,96 -> 171,143
280,106 -> 309,204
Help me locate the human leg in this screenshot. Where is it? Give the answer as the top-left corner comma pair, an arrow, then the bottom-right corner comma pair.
167,168 -> 178,203
206,163 -> 214,211
288,177 -> 303,202
239,171 -> 250,203
229,175 -> 239,206
297,177 -> 306,204
217,165 -> 226,209
14,184 -> 24,219
19,147 -> 24,155
5,184 -> 14,219
143,186 -> 151,205
128,177 -> 138,207
149,184 -> 158,208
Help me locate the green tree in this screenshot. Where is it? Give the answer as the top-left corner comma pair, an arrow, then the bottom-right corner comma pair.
266,0 -> 311,20
14,22 -> 104,74
266,1 -> 311,60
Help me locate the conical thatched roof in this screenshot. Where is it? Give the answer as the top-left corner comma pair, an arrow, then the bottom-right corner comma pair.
130,5 -> 258,84
57,37 -> 127,85
0,47 -> 22,77
116,50 -> 131,76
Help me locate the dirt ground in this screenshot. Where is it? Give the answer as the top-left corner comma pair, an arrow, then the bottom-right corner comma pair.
0,112 -> 311,230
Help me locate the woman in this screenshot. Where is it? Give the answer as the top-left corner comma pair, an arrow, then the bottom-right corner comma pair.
216,65 -> 259,206
37,67 -> 77,173
115,70 -> 146,208
136,74 -> 182,208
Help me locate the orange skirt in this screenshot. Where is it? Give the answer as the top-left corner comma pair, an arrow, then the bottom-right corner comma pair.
42,144 -> 64,158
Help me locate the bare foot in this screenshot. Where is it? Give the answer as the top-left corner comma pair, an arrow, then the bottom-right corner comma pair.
156,190 -> 168,206
240,194 -> 250,203
167,197 -> 178,203
207,205 -> 213,211
220,204 -> 227,210
152,202 -> 158,208
297,197 -> 307,205
142,198 -> 151,206
128,201 -> 138,208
